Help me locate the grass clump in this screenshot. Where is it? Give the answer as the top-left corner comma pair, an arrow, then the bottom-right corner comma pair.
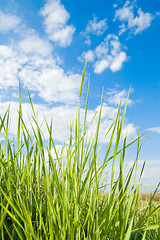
0,63 -> 160,239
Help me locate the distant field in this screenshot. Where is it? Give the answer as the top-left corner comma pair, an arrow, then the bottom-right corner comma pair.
139,192 -> 160,201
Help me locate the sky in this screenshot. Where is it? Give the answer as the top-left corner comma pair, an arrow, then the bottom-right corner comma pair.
0,0 -> 159,191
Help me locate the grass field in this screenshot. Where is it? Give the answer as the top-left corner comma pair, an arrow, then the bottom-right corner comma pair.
0,63 -> 160,239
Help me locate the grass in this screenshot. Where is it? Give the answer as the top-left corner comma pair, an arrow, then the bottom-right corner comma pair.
0,62 -> 160,239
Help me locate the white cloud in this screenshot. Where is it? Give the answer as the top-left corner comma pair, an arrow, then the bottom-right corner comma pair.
0,6 -> 79,105
78,50 -> 95,62
94,59 -> 110,74
114,0 -> 153,35
110,39 -> 121,56
92,37 -> 126,74
18,35 -> 53,57
49,25 -> 75,47
0,45 -> 14,58
119,23 -> 127,35
0,45 -> 81,104
122,123 -> 137,140
0,55 -> 21,90
148,127 -> 160,134
0,10 -> 21,33
83,16 -> 108,45
79,34 -> 127,74
95,103 -> 118,120
85,36 -> 91,45
110,51 -> 127,72
115,1 -> 133,22
105,89 -> 132,106
40,0 -> 75,47
95,38 -> 109,59
19,58 -> 81,104
132,8 -> 153,35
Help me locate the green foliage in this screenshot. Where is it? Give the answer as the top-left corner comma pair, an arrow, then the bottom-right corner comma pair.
0,64 -> 159,239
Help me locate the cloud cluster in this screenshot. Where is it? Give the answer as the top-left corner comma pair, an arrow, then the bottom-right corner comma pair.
79,34 -> 127,73
0,41 -> 136,144
78,0 -> 155,74
0,4 -> 137,147
0,44 -> 81,104
19,57 -> 81,104
0,5 -> 81,105
114,0 -> 153,35
40,0 -> 75,47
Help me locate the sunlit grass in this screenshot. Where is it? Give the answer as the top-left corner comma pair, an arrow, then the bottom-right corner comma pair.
0,62 -> 159,239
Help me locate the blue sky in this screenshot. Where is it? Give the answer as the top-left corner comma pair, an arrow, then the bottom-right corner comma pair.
0,0 -> 159,190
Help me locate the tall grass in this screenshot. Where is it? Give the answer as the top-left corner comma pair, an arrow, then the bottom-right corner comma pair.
0,63 -> 160,239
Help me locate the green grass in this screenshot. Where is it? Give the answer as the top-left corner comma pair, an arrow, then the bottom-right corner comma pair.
0,62 -> 159,239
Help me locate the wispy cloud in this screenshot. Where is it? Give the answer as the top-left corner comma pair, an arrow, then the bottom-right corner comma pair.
0,10 -> 21,33
82,16 -> 108,45
86,16 -> 108,36
105,88 -> 133,106
78,50 -> 95,62
40,0 -> 75,47
79,34 -> 127,73
148,127 -> 160,134
114,0 -> 153,35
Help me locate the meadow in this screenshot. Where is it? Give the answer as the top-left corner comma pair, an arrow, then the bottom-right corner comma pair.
0,63 -> 160,239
